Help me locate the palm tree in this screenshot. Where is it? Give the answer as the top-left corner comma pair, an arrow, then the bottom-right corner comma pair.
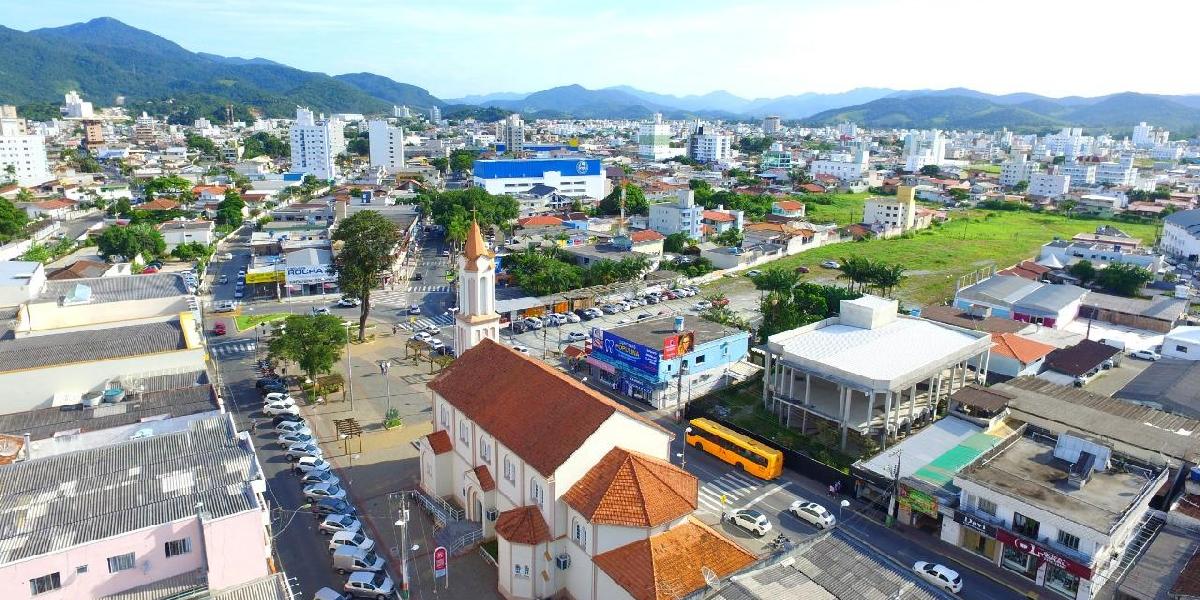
870,263 -> 907,297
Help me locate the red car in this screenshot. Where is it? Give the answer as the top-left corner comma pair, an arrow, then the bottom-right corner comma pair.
795,266 -> 811,274
142,266 -> 160,274
213,322 -> 227,336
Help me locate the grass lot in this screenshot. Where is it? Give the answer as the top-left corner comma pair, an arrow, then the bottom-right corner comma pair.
803,192 -> 871,226
233,312 -> 290,331
773,210 -> 1159,305
967,163 -> 1002,174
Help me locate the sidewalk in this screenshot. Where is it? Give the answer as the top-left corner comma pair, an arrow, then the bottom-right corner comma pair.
887,522 -> 1043,598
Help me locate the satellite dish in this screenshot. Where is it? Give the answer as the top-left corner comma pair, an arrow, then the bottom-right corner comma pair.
702,566 -> 719,589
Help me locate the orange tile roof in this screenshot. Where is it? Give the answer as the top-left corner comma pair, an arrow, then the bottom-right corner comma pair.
773,200 -> 803,211
562,448 -> 697,527
473,465 -> 496,492
428,339 -> 667,477
140,198 -> 180,211
629,230 -> 665,243
996,260 -> 1051,281
593,518 -> 756,600
494,506 -> 551,545
990,333 -> 1056,363
744,222 -> 785,233
192,185 -> 228,196
426,430 -> 452,454
701,210 -> 736,223
799,183 -> 827,193
517,215 -> 563,227
33,199 -> 75,210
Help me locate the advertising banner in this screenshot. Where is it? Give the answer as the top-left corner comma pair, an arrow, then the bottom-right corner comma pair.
433,546 -> 448,578
897,484 -> 938,517
994,529 -> 1092,579
245,270 -> 284,284
591,327 -> 660,374
662,331 -> 695,360
285,264 -> 336,285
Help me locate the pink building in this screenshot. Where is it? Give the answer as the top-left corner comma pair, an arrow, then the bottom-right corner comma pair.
0,415 -> 276,599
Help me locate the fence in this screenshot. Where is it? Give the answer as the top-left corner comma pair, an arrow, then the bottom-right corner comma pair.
685,401 -> 854,490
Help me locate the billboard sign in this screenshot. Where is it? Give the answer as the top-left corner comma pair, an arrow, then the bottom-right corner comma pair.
994,529 -> 1091,579
285,264 -> 336,285
433,546 -> 448,578
662,332 -> 695,360
245,270 -> 284,284
591,328 -> 660,374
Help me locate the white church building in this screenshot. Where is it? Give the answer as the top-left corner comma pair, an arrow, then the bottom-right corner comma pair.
419,220 -> 756,600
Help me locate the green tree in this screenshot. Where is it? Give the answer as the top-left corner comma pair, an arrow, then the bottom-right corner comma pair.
430,157 -> 449,174
1013,180 -> 1029,193
919,164 -> 941,176
185,134 -> 217,156
737,137 -> 774,153
21,243 -> 51,263
142,175 -> 193,199
347,137 -> 370,156
96,224 -> 166,260
0,198 -> 30,243
268,314 -> 349,382
449,149 -> 478,174
332,211 -> 401,341
1067,260 -> 1096,284
664,232 -> 690,254
242,132 -> 290,159
216,189 -> 246,227
1052,155 -> 1066,165
598,183 -> 649,216
713,227 -> 743,247
15,188 -> 34,203
1095,263 -> 1153,297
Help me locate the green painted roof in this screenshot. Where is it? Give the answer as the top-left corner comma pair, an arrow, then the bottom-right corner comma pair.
914,433 -> 1001,490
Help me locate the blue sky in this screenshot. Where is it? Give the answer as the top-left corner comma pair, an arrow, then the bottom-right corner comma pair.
5,0 -> 1196,99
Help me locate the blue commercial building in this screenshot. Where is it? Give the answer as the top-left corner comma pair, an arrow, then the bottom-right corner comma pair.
473,158 -> 606,199
586,314 -> 750,409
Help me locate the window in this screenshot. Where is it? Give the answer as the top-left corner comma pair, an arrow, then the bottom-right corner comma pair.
503,456 -> 515,483
530,479 -> 544,508
695,355 -> 706,364
107,552 -> 136,573
1012,513 -> 1040,538
1057,530 -> 1081,551
164,538 -> 192,558
30,573 -> 61,595
480,440 -> 491,463
1045,565 -> 1080,597
977,497 -> 998,516
514,564 -> 530,578
1177,345 -> 1188,353
439,405 -> 449,427
572,518 -> 587,546
458,421 -> 470,445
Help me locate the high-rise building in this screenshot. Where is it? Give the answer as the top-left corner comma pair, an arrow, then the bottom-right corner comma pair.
61,90 -> 94,119
82,119 -> 105,149
0,110 -> 52,186
903,129 -> 945,172
393,105 -> 411,118
761,141 -> 794,170
1000,153 -> 1039,187
637,113 -> 671,161
648,189 -> 703,238
809,146 -> 869,180
367,120 -> 405,174
428,106 -> 441,123
687,123 -> 732,164
762,115 -> 782,135
289,107 -> 345,180
495,114 -> 526,155
1131,122 -> 1169,148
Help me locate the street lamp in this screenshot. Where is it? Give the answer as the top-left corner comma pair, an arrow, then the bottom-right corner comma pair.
378,360 -> 392,417
678,426 -> 693,468
839,499 -> 850,523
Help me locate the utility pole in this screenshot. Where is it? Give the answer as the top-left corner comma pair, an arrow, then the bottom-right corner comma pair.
396,498 -> 411,599
344,323 -> 354,410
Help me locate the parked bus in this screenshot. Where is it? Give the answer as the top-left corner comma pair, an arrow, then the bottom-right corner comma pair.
685,418 -> 783,480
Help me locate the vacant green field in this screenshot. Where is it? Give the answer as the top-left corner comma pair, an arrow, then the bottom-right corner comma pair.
772,211 -> 1159,305
967,163 -> 1002,174
803,192 -> 871,226
234,312 -> 289,331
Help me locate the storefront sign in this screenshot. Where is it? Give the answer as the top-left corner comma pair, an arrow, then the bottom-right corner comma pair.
245,270 -> 284,284
953,510 -> 997,537
433,546 -> 448,578
995,529 -> 1092,579
285,264 -> 336,285
662,331 -> 695,360
897,484 -> 938,517
591,328 -> 660,374
585,356 -> 616,374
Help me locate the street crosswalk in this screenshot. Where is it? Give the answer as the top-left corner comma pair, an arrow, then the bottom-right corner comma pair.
209,340 -> 257,359
398,313 -> 455,331
409,285 -> 451,293
696,471 -> 762,514
372,290 -> 409,307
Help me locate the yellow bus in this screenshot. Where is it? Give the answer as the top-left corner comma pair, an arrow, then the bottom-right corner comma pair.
685,418 -> 783,480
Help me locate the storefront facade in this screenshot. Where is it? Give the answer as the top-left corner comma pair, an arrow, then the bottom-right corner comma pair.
283,248 -> 338,298
945,509 -> 1093,599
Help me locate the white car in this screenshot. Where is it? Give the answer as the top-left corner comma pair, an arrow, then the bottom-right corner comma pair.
566,331 -> 587,342
320,514 -> 362,535
523,317 -> 543,330
337,297 -> 361,308
564,312 -> 581,323
512,345 -> 531,354
263,392 -> 295,405
278,432 -> 315,449
276,420 -> 311,435
304,482 -> 347,501
285,442 -> 323,461
821,260 -> 840,269
789,500 -> 836,529
726,508 -> 772,537
411,331 -> 431,342
298,469 -> 340,487
294,456 -> 332,474
1130,349 -> 1161,361
328,530 -> 376,555
912,562 -> 963,593
213,300 -> 237,313
427,338 -> 445,351
694,300 -> 713,311
263,402 -> 300,417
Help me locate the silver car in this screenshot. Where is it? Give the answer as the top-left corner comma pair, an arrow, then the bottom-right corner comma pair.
319,513 -> 362,535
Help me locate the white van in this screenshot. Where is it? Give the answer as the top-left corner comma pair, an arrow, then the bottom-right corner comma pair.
332,545 -> 385,575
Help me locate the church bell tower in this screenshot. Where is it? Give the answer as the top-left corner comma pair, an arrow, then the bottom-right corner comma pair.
454,219 -> 500,354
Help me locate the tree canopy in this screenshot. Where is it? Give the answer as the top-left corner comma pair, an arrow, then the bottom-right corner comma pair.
268,314 -> 349,381
1094,263 -> 1153,297
0,198 -> 29,243
418,187 -> 519,235
597,183 -> 648,216
242,132 -> 290,159
332,210 -> 401,341
96,223 -> 166,260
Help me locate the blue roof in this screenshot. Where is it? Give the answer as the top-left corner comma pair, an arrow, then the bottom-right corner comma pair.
473,158 -> 601,179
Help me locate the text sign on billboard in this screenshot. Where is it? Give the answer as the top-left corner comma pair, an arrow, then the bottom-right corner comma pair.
994,529 -> 1092,579
433,546 -> 448,578
285,264 -> 336,285
662,332 -> 695,360
591,328 -> 660,374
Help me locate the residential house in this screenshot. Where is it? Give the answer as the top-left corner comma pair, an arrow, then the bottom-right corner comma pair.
770,200 -> 805,220
1037,340 -> 1121,386
983,333 -> 1055,379
1163,326 -> 1200,359
158,220 -> 216,251
22,199 -> 76,220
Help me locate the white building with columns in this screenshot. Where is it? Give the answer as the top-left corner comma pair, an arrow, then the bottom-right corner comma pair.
453,220 -> 501,355
763,295 -> 993,450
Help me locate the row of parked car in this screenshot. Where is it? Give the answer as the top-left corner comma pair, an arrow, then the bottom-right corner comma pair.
255,382 -> 398,599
